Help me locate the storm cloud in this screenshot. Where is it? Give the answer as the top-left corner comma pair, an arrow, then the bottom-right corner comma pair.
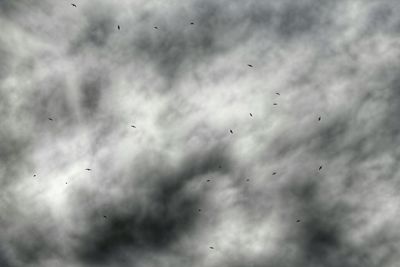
1,0 -> 400,266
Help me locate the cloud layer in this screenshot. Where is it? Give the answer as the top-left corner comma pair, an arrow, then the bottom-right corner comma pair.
1,0 -> 400,266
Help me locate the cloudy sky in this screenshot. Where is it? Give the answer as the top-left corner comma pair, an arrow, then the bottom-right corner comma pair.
1,0 -> 400,266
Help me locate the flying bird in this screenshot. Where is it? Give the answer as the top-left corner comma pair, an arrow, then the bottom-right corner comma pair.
103,215 -> 107,219
85,168 -> 91,171
190,22 -> 194,25
198,209 -> 202,212
250,113 -> 253,117
48,118 -> 53,121
117,25 -> 120,30
273,103 -> 278,105
131,125 -> 136,128
206,179 -> 211,182
247,64 -> 253,67
276,92 -> 280,95
71,3 -> 76,7
272,172 -> 277,175
33,174 -> 36,177
318,116 -> 321,121
230,129 -> 233,134
246,178 -> 250,182
209,247 -> 214,250
296,219 -> 301,223
154,26 -> 158,29
319,166 -> 322,170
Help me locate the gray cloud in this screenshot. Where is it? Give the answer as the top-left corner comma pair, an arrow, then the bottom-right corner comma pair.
1,0 -> 400,266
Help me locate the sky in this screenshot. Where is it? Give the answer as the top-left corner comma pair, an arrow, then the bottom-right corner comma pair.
1,0 -> 400,266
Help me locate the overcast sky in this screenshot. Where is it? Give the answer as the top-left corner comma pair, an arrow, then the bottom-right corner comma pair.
1,0 -> 400,266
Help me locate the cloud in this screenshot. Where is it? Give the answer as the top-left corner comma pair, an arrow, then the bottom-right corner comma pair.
1,0 -> 400,266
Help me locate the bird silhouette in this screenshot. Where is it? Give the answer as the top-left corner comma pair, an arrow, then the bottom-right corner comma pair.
103,215 -> 107,219
117,25 -> 120,30
190,22 -> 194,25
276,92 -> 280,95
154,26 -> 158,29
296,219 -> 301,223
209,247 -> 214,249
131,125 -> 136,128
48,118 -> 53,121
319,166 -> 322,170
85,168 -> 91,171
230,129 -> 233,134
71,3 -> 76,7
246,178 -> 250,182
318,116 -> 321,121
250,113 -> 253,117
198,209 -> 202,212
33,174 -> 36,177
272,172 -> 277,175
206,179 -> 211,182
248,64 -> 253,67
273,103 -> 277,105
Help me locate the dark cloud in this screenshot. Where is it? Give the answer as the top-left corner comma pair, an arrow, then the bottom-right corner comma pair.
1,0 -> 400,266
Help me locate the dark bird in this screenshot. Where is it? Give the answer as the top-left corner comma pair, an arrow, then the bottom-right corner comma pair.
66,182 -> 68,185
48,118 -> 53,121
272,172 -> 277,175
198,209 -> 202,212
154,26 -> 158,29
71,3 -> 76,7
276,92 -> 280,95
131,125 -> 136,128
117,25 -> 120,30
190,22 -> 194,25
218,165 -> 222,169
273,103 -> 278,105
206,179 -> 211,182
33,174 -> 36,177
250,113 -> 253,117
209,247 -> 214,249
246,178 -> 250,182
318,116 -> 321,121
85,168 -> 91,171
248,64 -> 253,67
296,219 -> 301,223
230,129 -> 233,134
319,165 -> 322,170
103,215 -> 107,219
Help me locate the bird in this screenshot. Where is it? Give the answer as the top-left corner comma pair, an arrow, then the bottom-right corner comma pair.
247,64 -> 253,67
250,113 -> 253,117
319,166 -> 322,170
131,125 -> 136,128
103,215 -> 107,219
85,168 -> 91,171
33,174 -> 36,177
230,129 -> 233,134
272,172 -> 277,175
296,219 -> 301,223
246,178 -> 250,182
198,209 -> 202,212
273,103 -> 278,105
218,165 -> 222,169
276,92 -> 280,95
48,118 -> 53,121
318,116 -> 321,121
117,25 -> 120,30
71,3 -> 76,7
154,26 -> 158,29
209,247 -> 214,249
66,182 -> 68,185
190,22 -> 194,25
206,179 -> 211,182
